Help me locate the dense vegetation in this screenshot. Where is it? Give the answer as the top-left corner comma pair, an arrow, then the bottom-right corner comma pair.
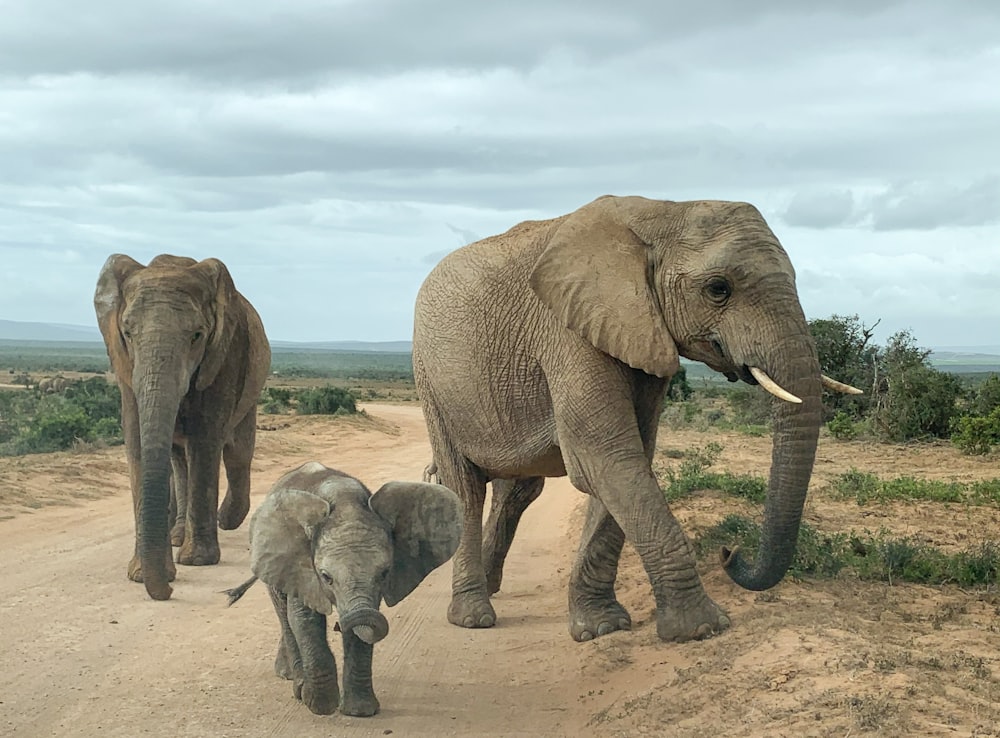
0,377 -> 123,455
661,314 -> 1000,454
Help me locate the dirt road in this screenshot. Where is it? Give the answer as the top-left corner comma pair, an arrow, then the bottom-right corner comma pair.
0,404 -> 594,738
3,403 -> 1000,737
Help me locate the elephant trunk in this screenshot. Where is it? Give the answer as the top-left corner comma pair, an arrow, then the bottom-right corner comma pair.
135,354 -> 188,601
722,331 -> 822,591
338,606 -> 389,645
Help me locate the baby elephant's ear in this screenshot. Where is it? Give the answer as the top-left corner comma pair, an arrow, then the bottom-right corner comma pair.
249,487 -> 332,614
370,482 -> 463,607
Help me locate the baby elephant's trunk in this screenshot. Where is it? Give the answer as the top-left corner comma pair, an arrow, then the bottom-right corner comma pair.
338,607 -> 389,645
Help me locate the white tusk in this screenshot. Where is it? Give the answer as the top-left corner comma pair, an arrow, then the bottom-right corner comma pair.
749,366 -> 802,404
821,374 -> 864,395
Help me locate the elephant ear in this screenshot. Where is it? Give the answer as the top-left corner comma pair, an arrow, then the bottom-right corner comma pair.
193,258 -> 238,391
528,195 -> 680,378
370,481 -> 463,607
94,254 -> 144,381
249,487 -> 333,614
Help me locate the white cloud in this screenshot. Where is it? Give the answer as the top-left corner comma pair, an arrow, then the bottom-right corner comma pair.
1,1 -> 998,345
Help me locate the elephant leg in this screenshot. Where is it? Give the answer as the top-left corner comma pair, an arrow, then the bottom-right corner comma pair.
483,477 -> 544,595
568,496 -> 631,641
122,391 -> 175,583
176,437 -> 223,566
440,457 -> 495,629
339,626 -> 379,717
169,443 -> 188,547
267,586 -> 300,681
287,596 -> 340,716
556,381 -> 730,643
218,410 -> 255,530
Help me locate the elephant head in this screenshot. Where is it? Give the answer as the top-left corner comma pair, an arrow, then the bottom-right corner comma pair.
249,463 -> 463,643
94,253 -> 239,600
530,195 -> 850,591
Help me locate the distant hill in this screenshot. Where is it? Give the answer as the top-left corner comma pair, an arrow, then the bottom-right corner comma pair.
0,320 -> 102,342
0,319 -> 412,353
271,340 -> 413,353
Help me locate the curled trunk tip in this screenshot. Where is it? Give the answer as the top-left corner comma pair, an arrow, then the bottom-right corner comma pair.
338,607 -> 389,644
720,546 -> 786,592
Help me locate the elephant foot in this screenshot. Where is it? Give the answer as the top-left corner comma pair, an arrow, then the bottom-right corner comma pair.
127,554 -> 177,583
340,690 -> 380,717
568,595 -> 632,642
170,522 -> 185,547
176,538 -> 221,566
218,494 -> 250,530
447,591 -> 497,629
296,678 -> 340,716
655,594 -> 731,643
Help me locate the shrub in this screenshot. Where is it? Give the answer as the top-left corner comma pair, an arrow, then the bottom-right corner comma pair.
0,378 -> 122,455
260,387 -> 295,415
869,332 -> 963,442
659,442 -> 768,503
727,387 -> 773,427
951,408 -> 1000,455
296,386 -> 358,415
665,365 -> 693,402
827,411 -> 861,440
17,401 -> 92,454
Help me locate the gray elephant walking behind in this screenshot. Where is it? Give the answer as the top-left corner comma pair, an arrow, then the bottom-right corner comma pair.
95,254 -> 270,601
413,194 -> 860,643
226,462 -> 462,717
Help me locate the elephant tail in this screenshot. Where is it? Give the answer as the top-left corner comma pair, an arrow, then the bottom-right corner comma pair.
422,461 -> 440,484
222,575 -> 259,606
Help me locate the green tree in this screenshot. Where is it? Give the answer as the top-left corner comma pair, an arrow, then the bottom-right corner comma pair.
808,314 -> 878,420
665,365 -> 693,402
870,331 -> 963,441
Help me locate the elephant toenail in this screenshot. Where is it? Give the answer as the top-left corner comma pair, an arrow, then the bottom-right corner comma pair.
463,617 -> 476,627
597,622 -> 614,636
695,623 -> 713,638
578,631 -> 594,642
479,614 -> 495,627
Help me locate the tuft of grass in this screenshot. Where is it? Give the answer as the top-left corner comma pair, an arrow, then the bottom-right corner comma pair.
658,442 -> 768,503
697,515 -> 1000,587
831,468 -> 1000,506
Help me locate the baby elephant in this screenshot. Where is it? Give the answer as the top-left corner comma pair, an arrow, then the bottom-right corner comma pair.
226,462 -> 462,717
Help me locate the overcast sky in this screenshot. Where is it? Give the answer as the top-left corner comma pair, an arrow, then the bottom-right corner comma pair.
2,1 -> 998,346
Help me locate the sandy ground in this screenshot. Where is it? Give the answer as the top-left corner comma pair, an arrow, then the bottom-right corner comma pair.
1,404 -> 999,737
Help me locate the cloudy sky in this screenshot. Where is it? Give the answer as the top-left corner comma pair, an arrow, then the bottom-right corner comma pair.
2,0 -> 998,346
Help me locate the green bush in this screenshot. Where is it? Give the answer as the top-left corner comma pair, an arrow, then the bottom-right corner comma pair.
727,387 -> 773,427
296,386 -> 358,415
951,408 -> 1000,455
260,387 -> 295,415
869,332 -> 963,442
659,442 -> 768,503
967,373 -> 1000,417
827,411 -> 861,440
0,378 -> 122,455
665,365 -> 693,402
872,362 -> 963,441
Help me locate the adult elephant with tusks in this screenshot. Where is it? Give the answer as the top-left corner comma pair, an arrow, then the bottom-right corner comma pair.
95,254 -> 270,601
413,195 -> 862,643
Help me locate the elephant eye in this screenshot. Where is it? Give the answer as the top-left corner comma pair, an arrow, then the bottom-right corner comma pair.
705,278 -> 732,304
191,331 -> 203,344
319,571 -> 333,585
